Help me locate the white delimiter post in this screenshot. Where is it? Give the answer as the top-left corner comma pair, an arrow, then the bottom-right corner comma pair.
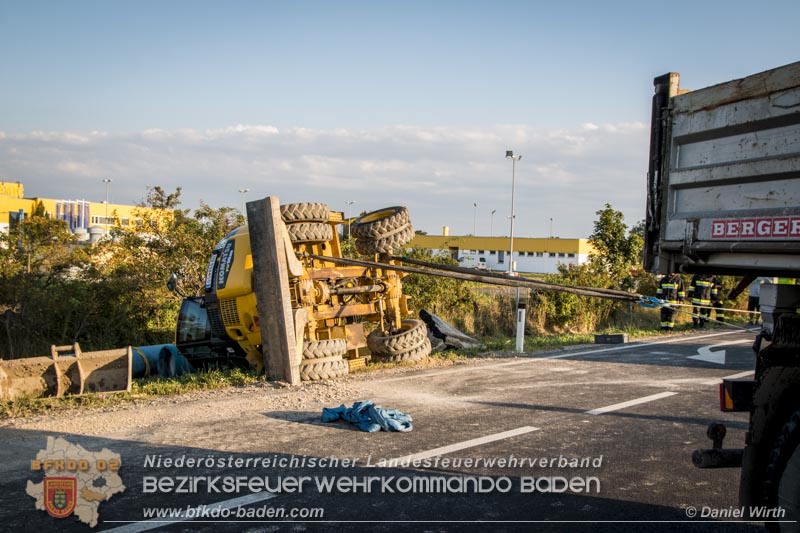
516,302 -> 526,352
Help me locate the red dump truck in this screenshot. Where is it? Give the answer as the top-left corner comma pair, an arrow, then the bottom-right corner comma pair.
645,61 -> 800,528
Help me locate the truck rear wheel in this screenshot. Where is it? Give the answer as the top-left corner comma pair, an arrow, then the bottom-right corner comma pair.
286,222 -> 333,244
769,410 -> 800,532
778,445 -> 800,533
280,202 -> 330,223
299,356 -> 349,381
351,206 -> 411,240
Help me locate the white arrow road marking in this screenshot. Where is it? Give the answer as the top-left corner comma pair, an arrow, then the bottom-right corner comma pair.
688,339 -> 752,365
689,346 -> 727,365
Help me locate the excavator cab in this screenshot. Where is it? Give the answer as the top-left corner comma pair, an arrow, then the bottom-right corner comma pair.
169,279 -> 249,369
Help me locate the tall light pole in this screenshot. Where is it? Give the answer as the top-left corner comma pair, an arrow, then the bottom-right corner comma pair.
472,202 -> 478,236
550,217 -> 554,238
238,188 -> 250,218
102,178 -> 112,231
506,150 -> 524,353
345,200 -> 355,238
490,209 -> 496,236
505,151 -> 521,274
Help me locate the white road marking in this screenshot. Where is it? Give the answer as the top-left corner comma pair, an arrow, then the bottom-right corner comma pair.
542,330 -> 744,360
585,391 -> 678,415
376,426 -> 540,466
687,338 -> 754,368
702,370 -> 755,386
702,339 -> 753,347
102,491 -> 277,532
689,346 -> 727,365
379,330 -> 745,383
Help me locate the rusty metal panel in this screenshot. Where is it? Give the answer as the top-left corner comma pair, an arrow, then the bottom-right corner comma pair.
673,61 -> 800,114
646,61 -> 800,275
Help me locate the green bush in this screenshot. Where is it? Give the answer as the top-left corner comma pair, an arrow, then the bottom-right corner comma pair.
401,248 -> 477,317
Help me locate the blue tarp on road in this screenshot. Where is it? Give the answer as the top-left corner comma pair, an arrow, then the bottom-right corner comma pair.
322,400 -> 413,433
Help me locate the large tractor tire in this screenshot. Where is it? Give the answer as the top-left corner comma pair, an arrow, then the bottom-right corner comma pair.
286,222 -> 334,244
368,319 -> 431,364
367,319 -> 427,354
351,206 -> 411,240
280,202 -> 330,223
355,224 -> 415,255
371,338 -> 432,364
303,338 -> 348,360
300,356 -> 349,381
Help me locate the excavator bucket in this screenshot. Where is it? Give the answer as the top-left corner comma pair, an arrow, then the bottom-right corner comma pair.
0,343 -> 132,401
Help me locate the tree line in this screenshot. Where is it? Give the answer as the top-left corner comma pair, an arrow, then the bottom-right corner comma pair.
0,192 -> 676,359
0,187 -> 241,358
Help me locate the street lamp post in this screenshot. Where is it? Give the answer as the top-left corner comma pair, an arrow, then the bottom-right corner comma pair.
505,150 -> 524,353
505,151 -> 521,274
238,188 -> 250,218
102,178 -> 112,231
345,200 -> 356,238
490,209 -> 496,236
473,202 -> 478,236
550,217 -> 554,238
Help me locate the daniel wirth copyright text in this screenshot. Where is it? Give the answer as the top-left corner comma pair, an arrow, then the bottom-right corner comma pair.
685,506 -> 786,519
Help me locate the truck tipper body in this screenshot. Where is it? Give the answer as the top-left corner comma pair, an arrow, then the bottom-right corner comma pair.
645,62 -> 800,277
645,62 -> 800,529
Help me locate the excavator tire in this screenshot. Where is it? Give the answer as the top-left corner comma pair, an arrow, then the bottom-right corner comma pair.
303,339 -> 348,360
300,356 -> 349,381
367,319 -> 428,355
351,206 -> 411,240
355,224 -> 415,255
371,338 -> 432,364
280,202 -> 330,223
287,222 -> 333,244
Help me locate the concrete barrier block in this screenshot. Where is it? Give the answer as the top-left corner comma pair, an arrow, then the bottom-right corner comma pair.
594,333 -> 628,344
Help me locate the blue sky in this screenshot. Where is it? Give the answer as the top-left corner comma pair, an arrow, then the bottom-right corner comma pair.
1,0 -> 798,237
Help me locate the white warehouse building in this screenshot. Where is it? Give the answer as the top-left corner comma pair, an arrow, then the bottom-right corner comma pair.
408,233 -> 595,274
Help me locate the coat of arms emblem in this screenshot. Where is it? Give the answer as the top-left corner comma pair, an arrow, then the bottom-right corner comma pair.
44,477 -> 77,519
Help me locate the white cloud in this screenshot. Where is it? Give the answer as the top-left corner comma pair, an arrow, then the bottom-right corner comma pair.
0,122 -> 649,237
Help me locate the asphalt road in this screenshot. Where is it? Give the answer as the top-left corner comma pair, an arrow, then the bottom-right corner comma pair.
1,327 -> 773,532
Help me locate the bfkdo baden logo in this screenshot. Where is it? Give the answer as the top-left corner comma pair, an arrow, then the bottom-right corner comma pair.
44,477 -> 77,518
27,437 -> 126,528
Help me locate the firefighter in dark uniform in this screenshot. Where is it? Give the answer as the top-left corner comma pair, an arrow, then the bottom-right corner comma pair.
656,273 -> 685,330
688,273 -> 719,328
713,278 -> 726,323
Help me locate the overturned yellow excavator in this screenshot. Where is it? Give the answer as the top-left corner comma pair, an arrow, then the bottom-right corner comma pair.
0,196 -> 639,398
172,198 -> 432,384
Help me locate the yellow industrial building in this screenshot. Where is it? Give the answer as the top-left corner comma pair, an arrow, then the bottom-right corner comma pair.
2,180 -> 592,273
410,232 -> 594,275
0,180 -> 143,240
